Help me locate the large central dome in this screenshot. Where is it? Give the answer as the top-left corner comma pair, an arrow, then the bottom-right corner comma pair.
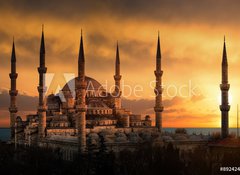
62,76 -> 105,92
60,76 -> 111,113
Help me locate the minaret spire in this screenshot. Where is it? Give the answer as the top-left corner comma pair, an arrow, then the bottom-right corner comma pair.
76,30 -> 87,152
156,31 -> 161,60
220,36 -> 230,138
222,36 -> 227,67
115,41 -> 120,80
9,38 -> 18,140
113,41 -> 122,111
116,41 -> 120,68
40,24 -> 45,66
78,29 -> 85,78
154,33 -> 164,131
38,26 -> 47,139
11,38 -> 16,62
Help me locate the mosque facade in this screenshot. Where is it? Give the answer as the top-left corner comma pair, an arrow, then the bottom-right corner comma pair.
9,28 -> 226,157
9,28 -> 164,153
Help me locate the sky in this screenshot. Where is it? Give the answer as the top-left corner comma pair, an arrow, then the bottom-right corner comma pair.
1,0 -> 240,128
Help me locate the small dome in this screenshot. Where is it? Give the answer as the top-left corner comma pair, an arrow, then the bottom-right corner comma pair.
105,137 -> 114,143
47,94 -> 61,102
47,93 -> 55,99
145,115 -> 151,120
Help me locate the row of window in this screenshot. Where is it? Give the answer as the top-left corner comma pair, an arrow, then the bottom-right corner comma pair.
87,109 -> 112,115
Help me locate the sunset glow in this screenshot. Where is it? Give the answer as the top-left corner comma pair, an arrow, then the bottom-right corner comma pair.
1,0 -> 240,128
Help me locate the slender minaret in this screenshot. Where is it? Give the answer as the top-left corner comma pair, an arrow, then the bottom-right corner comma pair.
113,42 -> 122,110
154,33 -> 164,131
9,38 -> 18,140
220,37 -> 230,138
38,26 -> 47,139
75,30 -> 87,152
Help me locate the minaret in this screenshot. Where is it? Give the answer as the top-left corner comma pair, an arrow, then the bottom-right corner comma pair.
113,42 -> 122,110
75,30 -> 87,152
38,25 -> 47,139
154,33 -> 164,131
9,38 -> 18,140
220,37 -> 230,138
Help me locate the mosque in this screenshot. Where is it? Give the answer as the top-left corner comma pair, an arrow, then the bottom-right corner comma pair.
8,27 -> 229,156
9,27 -> 164,153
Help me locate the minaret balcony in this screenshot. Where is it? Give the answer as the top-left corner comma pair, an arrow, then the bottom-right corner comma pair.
154,106 -> 164,112
220,105 -> 230,111
220,84 -> 230,91
114,75 -> 122,81
9,106 -> 18,113
9,90 -> 18,96
154,70 -> 163,77
37,86 -> 47,93
38,67 -> 47,73
9,73 -> 18,79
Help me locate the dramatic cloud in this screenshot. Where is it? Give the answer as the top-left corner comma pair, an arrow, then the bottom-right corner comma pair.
1,0 -> 240,26
0,89 -> 38,111
0,89 -> 37,127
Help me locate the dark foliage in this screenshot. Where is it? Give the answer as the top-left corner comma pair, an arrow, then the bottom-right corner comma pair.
0,141 -> 240,175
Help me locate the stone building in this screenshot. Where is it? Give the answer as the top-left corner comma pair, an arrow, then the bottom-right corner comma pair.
7,28 -> 215,160
10,28 -> 166,152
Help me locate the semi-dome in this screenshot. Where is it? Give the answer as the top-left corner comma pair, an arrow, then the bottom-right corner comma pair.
62,76 -> 105,91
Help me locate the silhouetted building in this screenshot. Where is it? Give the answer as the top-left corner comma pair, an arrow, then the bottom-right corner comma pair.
154,33 -> 164,131
9,39 -> 18,141
10,28 -> 157,153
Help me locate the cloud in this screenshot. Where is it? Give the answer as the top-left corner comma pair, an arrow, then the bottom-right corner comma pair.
122,96 -> 186,114
0,89 -> 38,127
122,96 -> 220,127
0,89 -> 38,111
0,109 -> 36,127
122,98 -> 154,114
1,0 -> 240,26
164,96 -> 187,108
191,94 -> 205,103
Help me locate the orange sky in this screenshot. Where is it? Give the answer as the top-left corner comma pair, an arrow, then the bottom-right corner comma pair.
1,0 -> 240,128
